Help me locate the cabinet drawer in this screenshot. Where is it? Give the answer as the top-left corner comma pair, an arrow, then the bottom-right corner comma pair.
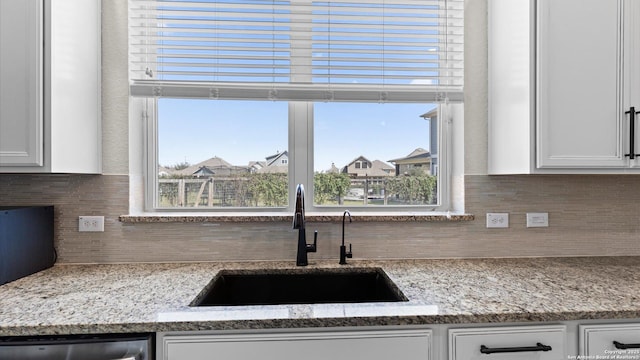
162,329 -> 432,360
580,323 -> 640,356
449,325 -> 566,360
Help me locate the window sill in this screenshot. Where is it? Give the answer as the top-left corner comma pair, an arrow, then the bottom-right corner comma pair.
118,213 -> 475,223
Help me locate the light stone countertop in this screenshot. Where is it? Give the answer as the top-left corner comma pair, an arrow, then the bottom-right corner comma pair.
118,213 -> 474,223
1,257 -> 640,336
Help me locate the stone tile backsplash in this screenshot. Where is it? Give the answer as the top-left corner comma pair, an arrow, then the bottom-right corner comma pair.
0,174 -> 638,263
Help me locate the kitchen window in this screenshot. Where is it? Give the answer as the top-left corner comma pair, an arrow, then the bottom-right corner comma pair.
129,0 -> 464,213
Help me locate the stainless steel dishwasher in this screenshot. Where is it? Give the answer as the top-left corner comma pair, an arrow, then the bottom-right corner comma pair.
0,333 -> 153,359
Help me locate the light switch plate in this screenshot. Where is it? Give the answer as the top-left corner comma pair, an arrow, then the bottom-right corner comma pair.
526,212 -> 549,228
486,213 -> 509,228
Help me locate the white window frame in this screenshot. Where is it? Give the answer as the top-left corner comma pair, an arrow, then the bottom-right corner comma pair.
136,98 -> 459,214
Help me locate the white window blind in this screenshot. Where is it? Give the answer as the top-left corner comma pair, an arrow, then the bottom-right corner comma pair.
129,0 -> 463,102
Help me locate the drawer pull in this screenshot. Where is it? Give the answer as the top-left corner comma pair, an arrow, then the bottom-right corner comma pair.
625,107 -> 640,159
480,342 -> 552,354
614,341 -> 640,350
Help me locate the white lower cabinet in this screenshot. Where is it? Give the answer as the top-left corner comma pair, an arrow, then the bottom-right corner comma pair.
158,322 -> 640,360
580,324 -> 640,357
159,328 -> 432,360
448,325 -> 567,360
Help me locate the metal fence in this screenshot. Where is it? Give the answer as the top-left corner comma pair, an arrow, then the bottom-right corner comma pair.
158,175 -> 436,208
159,178 -> 251,207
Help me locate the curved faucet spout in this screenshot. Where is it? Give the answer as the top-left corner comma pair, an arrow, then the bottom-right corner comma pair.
342,210 -> 352,246
293,184 -> 305,230
293,184 -> 316,266
340,210 -> 353,265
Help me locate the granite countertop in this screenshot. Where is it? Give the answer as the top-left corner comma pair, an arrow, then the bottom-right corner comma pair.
1,257 -> 640,336
119,213 -> 474,223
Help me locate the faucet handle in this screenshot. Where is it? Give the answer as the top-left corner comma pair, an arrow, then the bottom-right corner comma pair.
339,243 -> 353,264
306,230 -> 318,253
346,243 -> 353,259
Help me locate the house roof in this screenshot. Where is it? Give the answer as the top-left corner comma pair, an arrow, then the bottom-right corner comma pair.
388,148 -> 431,164
256,165 -> 288,174
343,156 -> 395,177
345,155 -> 372,167
196,156 -> 233,168
371,159 -> 394,171
173,156 -> 236,176
265,151 -> 288,167
193,166 -> 216,176
248,161 -> 267,169
419,107 -> 438,119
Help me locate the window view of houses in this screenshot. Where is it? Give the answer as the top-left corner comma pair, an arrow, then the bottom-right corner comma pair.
158,146 -> 436,208
157,100 -> 438,208
158,153 -> 289,208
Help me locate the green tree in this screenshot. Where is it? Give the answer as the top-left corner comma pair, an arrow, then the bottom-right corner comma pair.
386,173 -> 437,205
229,177 -> 250,207
247,173 -> 288,206
314,172 -> 351,205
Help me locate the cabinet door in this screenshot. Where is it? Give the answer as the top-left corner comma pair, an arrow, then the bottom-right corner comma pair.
580,324 -> 640,356
0,0 -> 43,166
449,325 -> 566,360
537,0 -> 627,168
627,0 -> 640,168
161,329 -> 432,360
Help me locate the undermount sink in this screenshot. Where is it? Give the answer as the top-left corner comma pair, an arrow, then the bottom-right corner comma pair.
191,267 -> 408,306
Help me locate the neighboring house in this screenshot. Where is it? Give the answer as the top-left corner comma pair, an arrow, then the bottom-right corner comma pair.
256,165 -> 288,174
388,148 -> 432,176
265,151 -> 288,167
247,161 -> 267,174
192,166 -> 216,177
161,152 -> 290,178
341,156 -> 395,201
420,107 -> 439,175
255,151 -> 288,174
174,156 -> 249,177
342,156 -> 395,177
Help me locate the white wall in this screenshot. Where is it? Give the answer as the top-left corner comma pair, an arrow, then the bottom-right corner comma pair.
463,0 -> 488,175
102,0 -> 129,175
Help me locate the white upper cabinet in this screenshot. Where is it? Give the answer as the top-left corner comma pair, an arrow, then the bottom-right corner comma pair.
489,0 -> 640,173
0,0 -> 43,167
538,0 -> 624,168
0,0 -> 101,173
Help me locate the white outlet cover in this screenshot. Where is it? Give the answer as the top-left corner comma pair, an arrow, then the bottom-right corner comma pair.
526,212 -> 549,228
486,213 -> 509,228
79,216 -> 105,232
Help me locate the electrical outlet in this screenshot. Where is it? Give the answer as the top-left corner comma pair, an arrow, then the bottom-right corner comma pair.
79,216 -> 104,232
526,212 -> 549,228
486,213 -> 509,228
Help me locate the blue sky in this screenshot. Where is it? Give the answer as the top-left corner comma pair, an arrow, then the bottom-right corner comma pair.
158,99 -> 434,171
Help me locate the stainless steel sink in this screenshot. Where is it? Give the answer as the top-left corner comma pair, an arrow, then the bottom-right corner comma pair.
191,267 -> 408,306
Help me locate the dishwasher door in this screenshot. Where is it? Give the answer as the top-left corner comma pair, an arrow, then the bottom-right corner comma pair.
0,333 -> 153,360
